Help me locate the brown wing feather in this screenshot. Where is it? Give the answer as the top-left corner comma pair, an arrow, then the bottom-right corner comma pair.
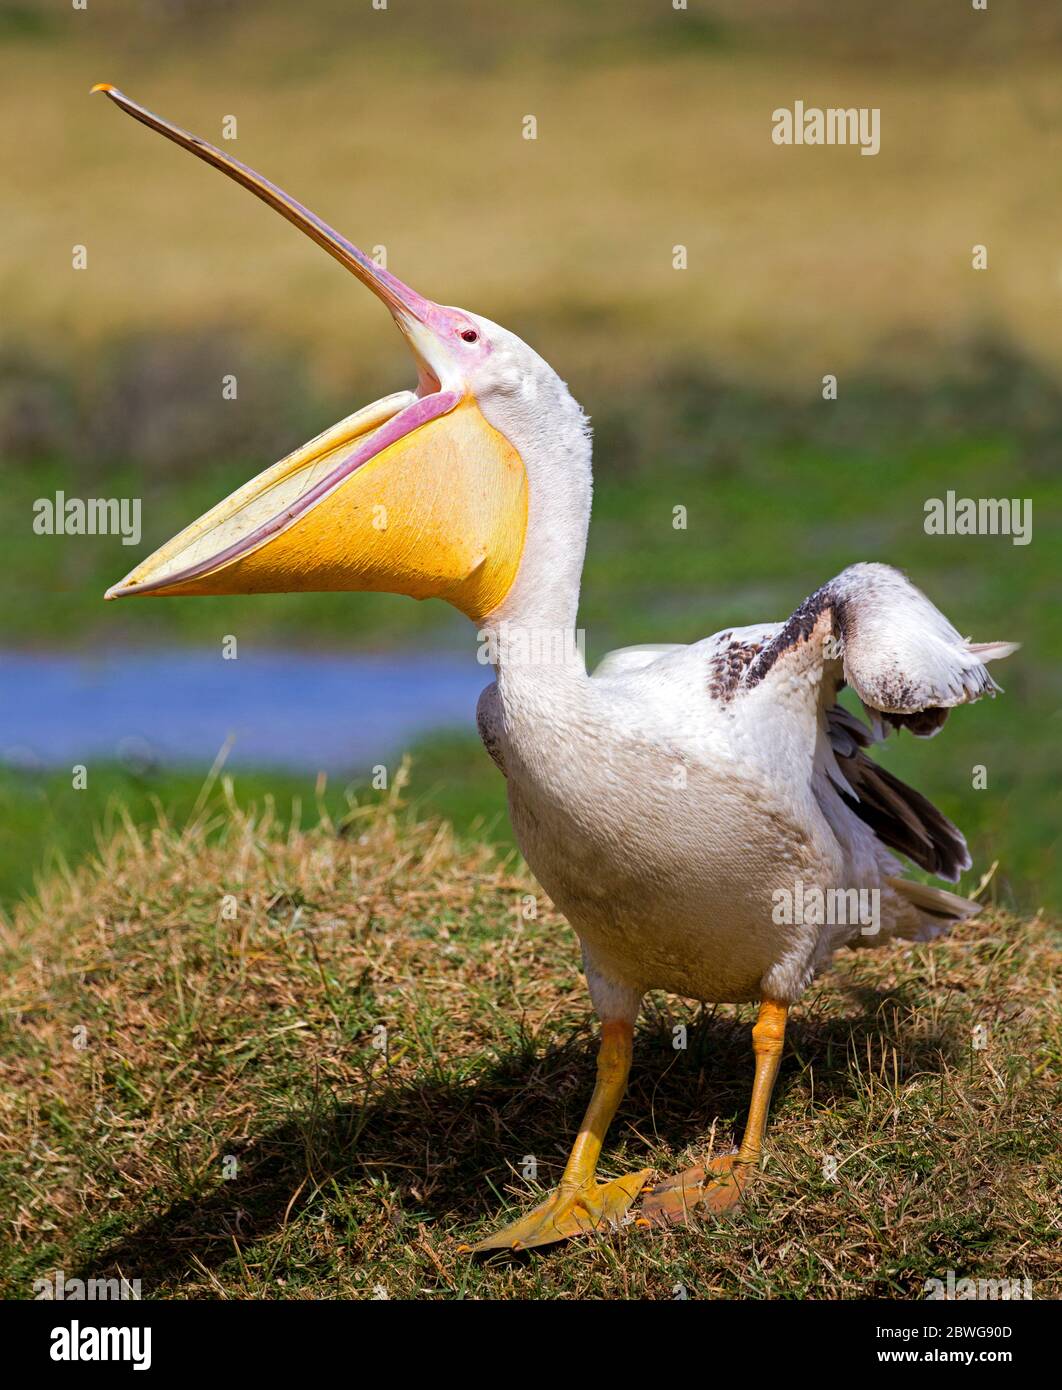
827,706 -> 971,881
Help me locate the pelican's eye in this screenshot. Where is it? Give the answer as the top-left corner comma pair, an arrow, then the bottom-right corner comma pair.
460,328 -> 479,343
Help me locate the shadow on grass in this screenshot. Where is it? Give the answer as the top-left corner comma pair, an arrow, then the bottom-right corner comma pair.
77,989 -> 960,1292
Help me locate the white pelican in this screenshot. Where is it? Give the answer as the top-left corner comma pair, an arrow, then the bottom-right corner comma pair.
96,86 -> 1017,1251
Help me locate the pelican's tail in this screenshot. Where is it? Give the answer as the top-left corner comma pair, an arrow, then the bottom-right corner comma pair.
882,874 -> 982,943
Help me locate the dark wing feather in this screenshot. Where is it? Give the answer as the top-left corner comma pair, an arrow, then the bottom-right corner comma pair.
826,706 -> 970,881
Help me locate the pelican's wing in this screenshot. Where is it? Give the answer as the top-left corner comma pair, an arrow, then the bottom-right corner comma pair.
592,643 -> 687,679
743,562 -> 1017,727
736,562 -> 1018,882
824,703 -> 972,881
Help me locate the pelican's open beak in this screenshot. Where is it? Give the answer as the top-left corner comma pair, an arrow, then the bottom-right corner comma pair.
95,85 -> 526,623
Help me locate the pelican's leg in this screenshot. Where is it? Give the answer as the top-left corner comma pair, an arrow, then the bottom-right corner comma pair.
466,1020 -> 651,1252
640,999 -> 788,1225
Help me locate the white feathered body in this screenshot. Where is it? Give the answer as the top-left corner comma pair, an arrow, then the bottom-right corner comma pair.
482,645 -> 844,1007
463,318 -> 1015,1019
477,566 -> 1014,1014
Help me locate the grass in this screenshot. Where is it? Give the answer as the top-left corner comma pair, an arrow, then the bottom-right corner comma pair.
0,733 -> 510,912
8,1 -> 1062,386
1,784 -> 1058,1299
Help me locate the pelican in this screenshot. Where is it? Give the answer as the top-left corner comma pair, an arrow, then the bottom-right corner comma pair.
95,86 -> 1017,1251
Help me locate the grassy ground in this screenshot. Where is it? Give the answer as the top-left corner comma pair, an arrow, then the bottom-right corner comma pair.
1,788 -> 1057,1300
0,733 -> 510,911
8,1 -> 1062,384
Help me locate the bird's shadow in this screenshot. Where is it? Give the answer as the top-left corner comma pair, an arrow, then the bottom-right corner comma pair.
77,981 -> 959,1290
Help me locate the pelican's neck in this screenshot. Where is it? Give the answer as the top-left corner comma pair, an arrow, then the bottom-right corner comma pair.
476,377 -> 593,695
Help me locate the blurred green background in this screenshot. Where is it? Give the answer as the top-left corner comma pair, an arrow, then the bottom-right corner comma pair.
2,0 -> 1059,911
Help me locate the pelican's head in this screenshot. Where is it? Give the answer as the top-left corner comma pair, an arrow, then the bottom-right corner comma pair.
95,86 -> 587,626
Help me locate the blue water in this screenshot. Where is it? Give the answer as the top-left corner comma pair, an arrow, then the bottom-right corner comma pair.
0,648 -> 490,772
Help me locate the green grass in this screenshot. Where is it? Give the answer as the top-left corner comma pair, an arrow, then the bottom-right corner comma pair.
1,793 -> 1057,1299
0,735 -> 512,913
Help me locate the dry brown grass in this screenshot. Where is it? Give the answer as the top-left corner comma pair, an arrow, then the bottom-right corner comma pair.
1,779 -> 1058,1299
7,0 -> 1062,392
